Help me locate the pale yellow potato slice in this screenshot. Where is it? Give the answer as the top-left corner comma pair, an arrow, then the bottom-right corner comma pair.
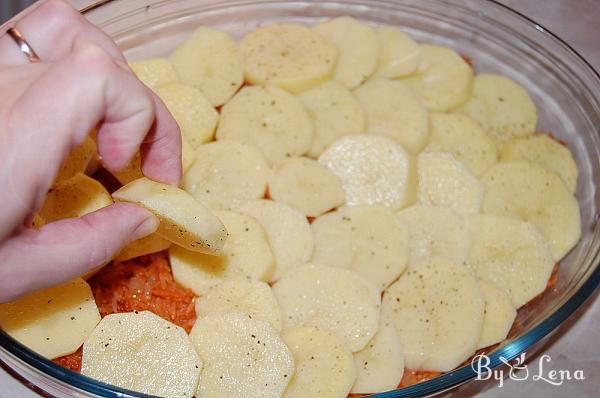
468,214 -> 555,308
477,280 -> 517,349
129,58 -> 179,89
382,259 -> 485,371
154,83 -> 218,148
319,134 -> 415,210
373,26 -> 420,78
354,79 -> 429,154
115,233 -> 171,262
297,81 -> 366,157
480,161 -> 581,261
455,73 -> 537,147
282,327 -> 356,398
182,140 -> 270,210
169,27 -> 244,106
55,136 -> 97,183
0,278 -> 100,360
313,16 -> 379,88
268,157 -> 345,217
195,277 -> 282,332
81,311 -> 201,398
311,205 -> 409,290
239,200 -> 313,282
170,210 -> 274,294
240,24 -> 337,93
403,44 -> 473,112
112,177 -> 227,255
273,264 -> 380,352
190,313 -> 294,398
216,85 -> 314,165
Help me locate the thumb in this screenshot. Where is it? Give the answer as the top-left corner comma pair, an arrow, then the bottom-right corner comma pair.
0,202 -> 158,303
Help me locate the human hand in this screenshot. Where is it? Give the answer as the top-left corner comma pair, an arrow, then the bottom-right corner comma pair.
0,0 -> 182,302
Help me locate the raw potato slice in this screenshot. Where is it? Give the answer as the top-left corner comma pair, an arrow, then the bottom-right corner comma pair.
216,85 -> 314,165
39,173 -> 113,223
403,44 -> 473,112
319,134 -> 414,209
382,259 -> 485,371
190,313 -> 294,398
154,83 -> 218,148
268,157 -> 345,217
373,26 -> 420,78
468,214 -> 555,308
81,311 -> 201,398
425,113 -> 497,177
273,264 -> 380,352
239,200 -> 313,281
416,152 -> 484,216
55,136 -> 97,183
129,58 -> 178,89
170,210 -> 274,294
396,205 -> 470,267
480,161 -> 581,260
354,79 -> 429,154
112,177 -> 227,255
351,320 -> 404,394
455,74 -> 537,147
477,280 -> 517,349
0,278 -> 100,360
313,16 -> 379,88
297,81 -> 366,157
282,327 -> 356,398
195,277 -> 282,332
240,24 -> 337,93
500,134 -> 578,192
115,233 -> 171,262
169,27 -> 244,106
182,140 -> 270,210
311,205 -> 409,290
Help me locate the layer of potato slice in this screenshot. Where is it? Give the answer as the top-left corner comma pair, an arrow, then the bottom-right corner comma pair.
354,79 -> 429,154
190,313 -> 294,398
273,264 -> 380,352
313,16 -> 379,88
216,85 -> 314,165
373,26 -> 420,78
115,233 -> 171,262
0,278 -> 100,360
382,259 -> 485,372
129,58 -> 179,89
112,177 -> 227,255
81,311 -> 201,398
319,134 -> 414,210
311,205 -> 408,290
239,200 -> 313,282
240,23 -> 337,93
477,279 -> 517,349
55,136 -> 97,183
282,327 -> 356,398
182,140 -> 270,210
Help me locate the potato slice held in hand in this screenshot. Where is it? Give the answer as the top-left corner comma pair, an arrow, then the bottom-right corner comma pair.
112,177 -> 228,255
477,280 -> 517,349
129,58 -> 179,89
373,26 -> 420,79
115,233 -> 171,262
81,311 -> 201,398
55,136 -> 97,183
0,278 -> 100,360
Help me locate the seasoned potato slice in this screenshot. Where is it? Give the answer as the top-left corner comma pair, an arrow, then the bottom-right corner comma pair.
112,177 -> 227,255
115,233 -> 171,262
55,136 -> 97,183
129,58 -> 179,89
0,278 -> 100,359
477,280 -> 517,349
373,26 -> 420,78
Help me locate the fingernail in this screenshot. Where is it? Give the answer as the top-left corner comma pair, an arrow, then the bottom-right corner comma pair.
132,216 -> 159,240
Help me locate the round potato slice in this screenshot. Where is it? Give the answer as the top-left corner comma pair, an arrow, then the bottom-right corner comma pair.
297,81 -> 366,157
311,205 -> 409,290
183,140 -> 270,210
55,136 -> 97,183
373,26 -> 420,78
195,277 -> 282,332
477,279 -> 517,349
239,200 -> 313,282
216,85 -> 314,165
354,79 -> 429,154
129,58 -> 179,90
115,233 -> 171,262
402,44 -> 473,112
318,134 -> 415,210
190,313 -> 294,398
282,327 -> 356,398
268,157 -> 345,217
382,259 -> 485,372
273,264 -> 380,352
81,311 -> 201,398
169,27 -> 244,106
240,23 -> 337,93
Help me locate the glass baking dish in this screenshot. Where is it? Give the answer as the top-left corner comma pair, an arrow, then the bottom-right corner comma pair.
1,1 -> 599,397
